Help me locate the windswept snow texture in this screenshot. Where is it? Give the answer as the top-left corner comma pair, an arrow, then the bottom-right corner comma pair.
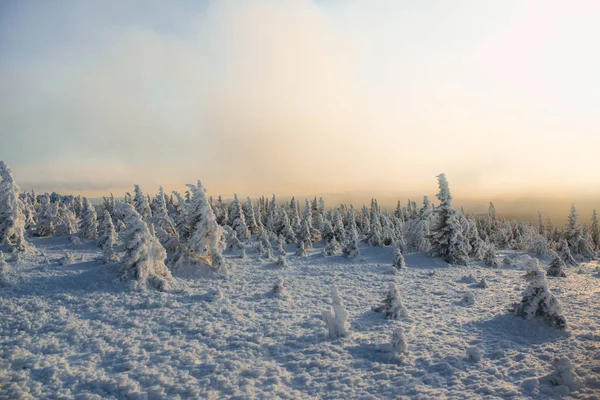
1,237 -> 600,399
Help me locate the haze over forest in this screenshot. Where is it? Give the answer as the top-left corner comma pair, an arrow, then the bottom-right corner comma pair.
1,0 -> 599,223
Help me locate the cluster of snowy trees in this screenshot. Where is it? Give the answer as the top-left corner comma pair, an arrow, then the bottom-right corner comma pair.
1,159 -> 596,290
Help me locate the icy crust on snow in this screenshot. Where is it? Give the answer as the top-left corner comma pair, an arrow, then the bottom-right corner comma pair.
1,237 -> 600,399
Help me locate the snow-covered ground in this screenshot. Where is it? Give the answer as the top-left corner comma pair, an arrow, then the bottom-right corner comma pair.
1,237 -> 599,399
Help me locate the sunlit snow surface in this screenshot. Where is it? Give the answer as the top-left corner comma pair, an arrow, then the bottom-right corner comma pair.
1,237 -> 599,399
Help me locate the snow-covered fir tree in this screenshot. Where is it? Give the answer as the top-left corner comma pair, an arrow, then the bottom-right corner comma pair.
175,181 -> 227,273
392,243 -> 406,270
98,210 -> 118,263
322,286 -> 350,338
591,210 -> 600,251
547,250 -> 567,278
297,218 -> 312,249
557,238 -> 578,266
429,173 -> 469,265
342,209 -> 360,259
116,203 -> 172,290
55,203 -> 79,236
150,190 -> 180,254
257,227 -> 274,259
373,282 -> 408,319
332,210 -> 346,243
510,256 -> 566,329
242,197 -> 259,235
80,197 -> 98,240
0,161 -> 28,251
483,242 -> 500,268
391,328 -> 408,354
367,199 -> 384,247
277,208 -> 297,244
324,235 -> 341,256
295,240 -> 307,257
133,184 -> 152,220
229,194 -> 250,242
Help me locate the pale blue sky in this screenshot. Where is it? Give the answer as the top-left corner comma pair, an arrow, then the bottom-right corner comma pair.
1,0 -> 599,209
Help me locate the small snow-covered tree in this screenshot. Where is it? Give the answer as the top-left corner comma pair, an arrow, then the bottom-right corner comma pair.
591,210 -> 600,251
322,286 -> 350,338
295,240 -> 307,257
373,282 -> 408,319
332,211 -> 346,243
531,234 -> 551,258
55,203 -> 79,236
297,218 -> 312,249
429,174 -> 469,265
367,199 -> 384,247
271,277 -> 288,298
258,227 -> 274,259
133,184 -> 152,220
510,256 -> 566,329
557,239 -> 578,266
98,210 -> 118,263
276,234 -> 286,255
391,328 -> 408,354
80,197 -> 98,240
150,190 -> 180,253
342,209 -> 360,259
175,181 -> 227,273
0,161 -> 28,250
392,243 -> 406,270
483,243 -> 500,268
547,250 -> 567,278
277,208 -> 297,244
116,203 -> 172,290
242,197 -> 259,235
229,194 -> 250,241
324,235 -> 341,256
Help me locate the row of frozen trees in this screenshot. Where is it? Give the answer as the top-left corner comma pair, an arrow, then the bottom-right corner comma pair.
1,159 -> 597,288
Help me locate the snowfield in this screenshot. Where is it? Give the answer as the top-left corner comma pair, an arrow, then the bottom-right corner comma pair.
1,237 -> 600,399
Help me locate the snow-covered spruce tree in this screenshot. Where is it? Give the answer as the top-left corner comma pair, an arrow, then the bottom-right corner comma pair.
295,240 -> 307,257
133,184 -> 152,221
373,282 -> 408,319
229,194 -> 250,242
332,210 -> 346,243
547,250 -> 567,278
257,227 -> 274,260
392,243 -> 406,270
537,211 -> 545,235
404,218 -> 429,252
242,197 -> 259,235
150,190 -> 180,254
510,255 -> 566,329
55,203 -> 79,236
483,243 -> 500,268
342,209 -> 360,259
277,208 -> 297,244
380,214 -> 396,246
591,210 -> 600,251
324,235 -> 341,256
394,200 -> 404,222
271,277 -> 288,298
368,199 -> 384,247
175,181 -> 228,273
531,234 -> 551,258
557,239 -> 578,266
429,174 -> 469,265
466,217 -> 486,261
0,161 -> 28,251
80,197 -> 98,240
298,218 -> 312,249
224,227 -> 244,251
98,210 -> 118,263
322,286 -> 350,338
35,196 -> 55,237
116,203 -> 172,290
277,234 -> 286,255
391,328 -> 408,355
22,195 -> 36,229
